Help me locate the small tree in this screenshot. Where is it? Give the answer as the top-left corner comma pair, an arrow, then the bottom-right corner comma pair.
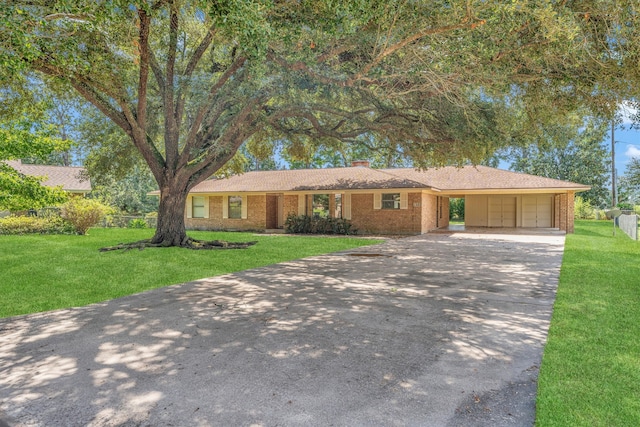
60,198 -> 110,235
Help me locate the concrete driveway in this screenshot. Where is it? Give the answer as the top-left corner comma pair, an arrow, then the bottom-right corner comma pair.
0,232 -> 565,426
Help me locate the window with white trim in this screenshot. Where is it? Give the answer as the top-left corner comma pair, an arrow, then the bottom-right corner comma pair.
192,196 -> 206,218
381,193 -> 401,209
228,195 -> 242,219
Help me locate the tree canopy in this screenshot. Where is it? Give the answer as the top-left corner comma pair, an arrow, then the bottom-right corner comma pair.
1,0 -> 635,245
505,116 -> 611,206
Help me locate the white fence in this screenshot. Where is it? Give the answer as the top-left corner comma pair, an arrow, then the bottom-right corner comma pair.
618,214 -> 639,241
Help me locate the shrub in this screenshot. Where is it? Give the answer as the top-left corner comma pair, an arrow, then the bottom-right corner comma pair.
616,202 -> 634,211
574,196 -> 595,220
60,198 -> 110,235
284,214 -> 357,235
128,218 -> 147,229
0,215 -> 75,235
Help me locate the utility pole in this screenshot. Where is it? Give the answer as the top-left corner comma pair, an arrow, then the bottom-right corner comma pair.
612,120 -> 617,207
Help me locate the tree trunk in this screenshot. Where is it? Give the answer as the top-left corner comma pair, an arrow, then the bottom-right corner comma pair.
151,185 -> 189,246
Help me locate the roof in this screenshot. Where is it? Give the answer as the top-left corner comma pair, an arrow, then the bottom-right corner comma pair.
381,165 -> 591,192
189,167 -> 429,193
182,165 -> 589,194
6,160 -> 91,193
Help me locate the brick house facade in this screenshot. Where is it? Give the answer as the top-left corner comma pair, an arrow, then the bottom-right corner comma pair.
178,165 -> 588,235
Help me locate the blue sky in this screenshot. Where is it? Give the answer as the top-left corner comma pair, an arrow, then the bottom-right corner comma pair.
614,124 -> 640,178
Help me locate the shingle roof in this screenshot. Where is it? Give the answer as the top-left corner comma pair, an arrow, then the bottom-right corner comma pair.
185,165 -> 588,194
190,167 -> 429,193
381,165 -> 590,191
6,160 -> 91,192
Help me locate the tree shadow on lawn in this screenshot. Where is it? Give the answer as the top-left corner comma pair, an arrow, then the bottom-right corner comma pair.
0,233 -> 565,426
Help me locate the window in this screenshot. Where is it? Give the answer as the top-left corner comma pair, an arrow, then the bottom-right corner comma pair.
334,194 -> 342,218
312,194 -> 330,218
228,195 -> 242,219
192,196 -> 205,218
381,193 -> 401,209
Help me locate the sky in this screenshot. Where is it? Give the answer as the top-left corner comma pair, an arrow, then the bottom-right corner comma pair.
614,110 -> 640,178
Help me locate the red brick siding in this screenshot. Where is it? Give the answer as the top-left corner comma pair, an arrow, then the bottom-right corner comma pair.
440,197 -> 450,229
421,193 -> 436,233
553,192 -> 575,233
185,195 -> 266,231
283,195 -> 299,218
350,192 -> 422,234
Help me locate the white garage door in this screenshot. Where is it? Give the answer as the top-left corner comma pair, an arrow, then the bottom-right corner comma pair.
522,195 -> 553,228
488,197 -> 516,227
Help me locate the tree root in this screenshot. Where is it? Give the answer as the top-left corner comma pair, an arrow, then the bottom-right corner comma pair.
99,238 -> 258,252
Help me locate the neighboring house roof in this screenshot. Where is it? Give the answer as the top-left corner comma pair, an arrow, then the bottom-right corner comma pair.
6,160 -> 91,193
180,165 -> 589,194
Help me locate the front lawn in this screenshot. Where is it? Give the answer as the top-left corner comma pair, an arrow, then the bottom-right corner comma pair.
0,228 -> 381,318
536,220 -> 640,426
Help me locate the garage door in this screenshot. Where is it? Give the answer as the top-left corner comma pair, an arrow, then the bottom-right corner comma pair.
522,195 -> 552,228
488,197 -> 516,227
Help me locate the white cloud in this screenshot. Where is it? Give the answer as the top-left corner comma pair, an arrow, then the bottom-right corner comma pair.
625,145 -> 640,159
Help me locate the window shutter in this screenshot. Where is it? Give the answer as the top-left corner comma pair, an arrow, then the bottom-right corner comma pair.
241,195 -> 248,219
400,192 -> 408,209
298,194 -> 305,215
343,194 -> 352,220
373,193 -> 382,210
186,195 -> 193,218
203,196 -> 210,218
222,195 -> 229,219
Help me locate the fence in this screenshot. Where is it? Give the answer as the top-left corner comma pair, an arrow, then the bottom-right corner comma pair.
618,214 -> 639,241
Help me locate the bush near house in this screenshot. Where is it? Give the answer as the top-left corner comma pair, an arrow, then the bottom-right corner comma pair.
285,214 -> 357,235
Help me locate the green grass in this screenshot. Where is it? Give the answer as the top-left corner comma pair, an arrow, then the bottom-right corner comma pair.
536,220 -> 640,426
0,228 -> 381,318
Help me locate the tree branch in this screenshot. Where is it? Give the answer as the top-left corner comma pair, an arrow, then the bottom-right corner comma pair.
137,7 -> 151,130
350,17 -> 486,83
178,54 -> 248,167
164,0 -> 179,169
175,24 -> 216,132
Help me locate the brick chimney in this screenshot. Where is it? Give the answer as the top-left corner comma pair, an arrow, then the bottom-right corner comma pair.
351,160 -> 370,168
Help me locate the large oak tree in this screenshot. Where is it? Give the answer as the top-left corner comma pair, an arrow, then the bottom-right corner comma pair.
1,0 -> 627,246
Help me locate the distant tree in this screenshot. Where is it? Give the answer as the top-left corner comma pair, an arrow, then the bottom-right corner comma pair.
0,81 -> 70,211
507,117 -> 610,206
620,158 -> 640,205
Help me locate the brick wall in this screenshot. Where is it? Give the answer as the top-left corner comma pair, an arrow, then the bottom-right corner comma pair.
350,192 -> 422,234
554,192 -> 575,233
186,195 -> 266,231
440,197 -> 450,229
283,194 -> 299,218
421,193 -> 436,233
566,191 -> 575,233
